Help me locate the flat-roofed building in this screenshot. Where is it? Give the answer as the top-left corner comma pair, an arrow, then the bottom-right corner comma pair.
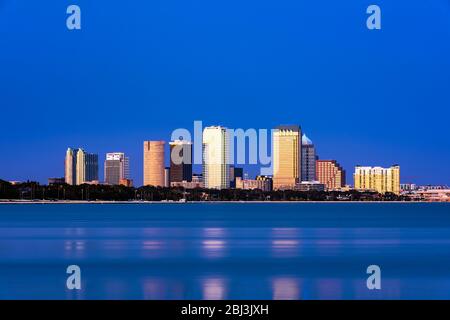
104,152 -> 130,185
202,126 -> 230,189
273,125 -> 302,190
143,141 -> 165,187
354,165 -> 400,195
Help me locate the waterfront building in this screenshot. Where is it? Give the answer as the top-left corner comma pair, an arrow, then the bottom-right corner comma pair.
48,177 -> 65,185
256,175 -> 273,192
295,181 -> 325,192
171,180 -> 204,189
104,152 -> 130,185
353,165 -> 400,195
235,175 -> 273,191
235,177 -> 258,190
119,178 -> 133,187
301,134 -> 316,182
409,189 -> 450,202
202,126 -> 230,189
273,125 -> 302,190
65,148 -> 98,185
169,140 -> 193,183
400,183 -> 418,192
316,160 -> 346,190
143,141 -> 165,187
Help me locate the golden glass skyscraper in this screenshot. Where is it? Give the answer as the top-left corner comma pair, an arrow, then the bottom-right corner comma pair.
354,165 -> 400,194
202,126 -> 230,189
143,141 -> 165,187
272,125 -> 302,190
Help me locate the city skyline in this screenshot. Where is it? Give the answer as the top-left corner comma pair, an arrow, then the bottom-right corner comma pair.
1,122 -> 447,188
56,123 -> 400,194
1,2 -> 449,186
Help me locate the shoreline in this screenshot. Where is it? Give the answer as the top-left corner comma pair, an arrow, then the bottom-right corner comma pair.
0,200 -> 444,204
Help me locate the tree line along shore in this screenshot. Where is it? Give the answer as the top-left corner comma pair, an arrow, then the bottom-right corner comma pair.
0,179 -> 410,202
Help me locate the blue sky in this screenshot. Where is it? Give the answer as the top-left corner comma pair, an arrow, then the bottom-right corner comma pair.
0,1 -> 449,186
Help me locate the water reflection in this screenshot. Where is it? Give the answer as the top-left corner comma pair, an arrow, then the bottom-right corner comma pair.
202,278 -> 227,300
202,240 -> 227,258
272,277 -> 300,300
1,203 -> 450,299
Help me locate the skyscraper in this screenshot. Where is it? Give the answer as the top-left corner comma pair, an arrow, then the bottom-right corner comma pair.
169,140 -> 193,182
202,126 -> 230,189
354,165 -> 400,194
104,152 -> 130,185
65,148 -> 76,185
272,125 -> 302,190
65,148 -> 98,185
301,134 -> 316,182
316,160 -> 346,190
143,141 -> 165,187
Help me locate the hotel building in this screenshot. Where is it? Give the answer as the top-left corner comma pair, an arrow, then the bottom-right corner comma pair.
354,165 -> 400,195
169,140 -> 193,183
301,134 -> 316,182
202,126 -> 230,189
104,152 -> 130,185
316,160 -> 346,190
273,125 -> 302,190
65,148 -> 98,185
143,141 -> 165,187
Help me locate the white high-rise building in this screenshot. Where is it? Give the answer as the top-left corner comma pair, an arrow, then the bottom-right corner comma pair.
202,126 -> 230,189
65,148 -> 99,185
104,152 -> 130,185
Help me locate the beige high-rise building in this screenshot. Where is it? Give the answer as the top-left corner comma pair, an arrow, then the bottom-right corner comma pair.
65,148 -> 75,185
354,165 -> 400,195
65,148 -> 98,185
202,126 -> 230,189
143,141 -> 165,187
272,125 -> 302,190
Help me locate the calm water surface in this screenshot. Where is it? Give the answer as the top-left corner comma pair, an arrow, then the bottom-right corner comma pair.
0,203 -> 449,299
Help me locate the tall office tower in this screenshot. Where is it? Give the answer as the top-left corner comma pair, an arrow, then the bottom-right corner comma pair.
272,125 -> 302,190
354,165 -> 400,195
316,160 -> 346,190
65,148 -> 99,185
143,141 -> 165,187
202,126 -> 230,189
169,140 -> 193,182
104,152 -> 130,185
301,134 -> 316,182
65,148 -> 76,185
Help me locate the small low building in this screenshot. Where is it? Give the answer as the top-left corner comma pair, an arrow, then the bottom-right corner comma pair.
410,189 -> 450,202
48,178 -> 65,185
295,181 -> 325,192
171,180 -> 203,189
